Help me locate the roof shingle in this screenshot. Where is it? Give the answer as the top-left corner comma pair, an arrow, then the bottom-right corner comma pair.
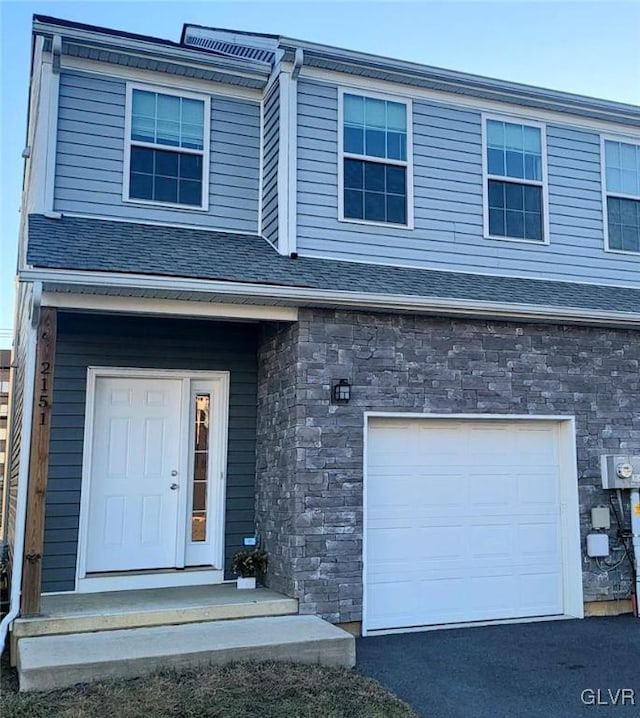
26,214 -> 640,316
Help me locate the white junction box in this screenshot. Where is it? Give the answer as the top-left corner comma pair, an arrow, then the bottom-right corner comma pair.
587,533 -> 609,558
600,455 -> 640,489
591,506 -> 610,530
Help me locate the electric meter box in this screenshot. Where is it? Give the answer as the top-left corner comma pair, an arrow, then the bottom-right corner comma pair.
600,455 -> 640,490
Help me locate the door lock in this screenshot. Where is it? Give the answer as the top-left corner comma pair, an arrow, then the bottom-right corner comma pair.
170,483 -> 179,490
171,470 -> 178,477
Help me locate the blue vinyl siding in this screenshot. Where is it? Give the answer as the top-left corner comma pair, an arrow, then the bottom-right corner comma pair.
262,77 -> 279,244
42,313 -> 258,593
296,79 -> 640,285
54,70 -> 260,232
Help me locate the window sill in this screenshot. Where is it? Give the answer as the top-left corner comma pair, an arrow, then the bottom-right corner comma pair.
338,215 -> 414,230
484,233 -> 548,246
122,197 -> 209,212
604,246 -> 640,257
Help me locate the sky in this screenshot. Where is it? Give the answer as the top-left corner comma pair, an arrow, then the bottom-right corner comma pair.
0,0 -> 639,348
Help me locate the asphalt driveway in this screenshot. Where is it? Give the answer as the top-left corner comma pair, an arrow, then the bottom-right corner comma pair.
357,616 -> 640,718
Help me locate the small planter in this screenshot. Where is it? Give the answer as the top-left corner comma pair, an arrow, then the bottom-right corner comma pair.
232,547 -> 268,591
236,576 -> 256,590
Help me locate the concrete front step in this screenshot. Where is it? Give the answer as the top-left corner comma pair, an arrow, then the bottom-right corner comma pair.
17,615 -> 356,691
13,584 -> 298,640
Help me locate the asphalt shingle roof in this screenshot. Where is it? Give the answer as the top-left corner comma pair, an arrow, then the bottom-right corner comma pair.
27,214 -> 640,316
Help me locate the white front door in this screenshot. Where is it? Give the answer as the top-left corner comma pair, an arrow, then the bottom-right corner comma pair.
86,377 -> 183,572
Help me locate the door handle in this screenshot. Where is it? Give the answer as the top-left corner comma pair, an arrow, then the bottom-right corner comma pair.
170,483 -> 179,490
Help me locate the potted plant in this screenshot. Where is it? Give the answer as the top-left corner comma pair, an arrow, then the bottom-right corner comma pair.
232,547 -> 268,589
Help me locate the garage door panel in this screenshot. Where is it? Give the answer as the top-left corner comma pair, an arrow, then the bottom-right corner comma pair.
513,427 -> 558,458
519,571 -> 562,612
468,523 -> 513,558
465,427 -> 517,456
368,525 -> 464,563
369,425 -> 456,455
467,471 -> 516,505
518,521 -> 561,558
517,471 -> 560,505
466,573 -> 518,612
367,577 -> 468,630
368,474 -> 463,508
365,418 -> 566,631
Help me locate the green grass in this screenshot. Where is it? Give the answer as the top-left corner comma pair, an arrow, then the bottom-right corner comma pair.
0,659 -> 418,718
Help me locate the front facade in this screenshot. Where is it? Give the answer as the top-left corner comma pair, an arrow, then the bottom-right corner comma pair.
3,15 -> 640,637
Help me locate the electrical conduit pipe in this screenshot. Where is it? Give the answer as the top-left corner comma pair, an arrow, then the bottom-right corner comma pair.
0,296 -> 38,654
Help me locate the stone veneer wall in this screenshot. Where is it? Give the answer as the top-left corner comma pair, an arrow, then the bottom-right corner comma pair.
256,308 -> 640,623
255,321 -> 301,598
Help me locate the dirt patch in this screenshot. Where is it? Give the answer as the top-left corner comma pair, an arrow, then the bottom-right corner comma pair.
1,657 -> 418,718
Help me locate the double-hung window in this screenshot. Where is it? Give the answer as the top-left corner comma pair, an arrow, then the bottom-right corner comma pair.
340,90 -> 412,226
602,138 -> 640,254
125,84 -> 210,209
484,116 -> 547,243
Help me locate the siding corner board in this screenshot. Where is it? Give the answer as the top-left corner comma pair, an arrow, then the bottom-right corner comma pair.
21,307 -> 57,616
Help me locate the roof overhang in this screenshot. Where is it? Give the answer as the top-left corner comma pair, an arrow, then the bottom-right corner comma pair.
33,17 -> 271,89
278,41 -> 640,128
20,268 -> 640,329
31,16 -> 640,126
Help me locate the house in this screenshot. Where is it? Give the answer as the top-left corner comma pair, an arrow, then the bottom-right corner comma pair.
2,14 -> 640,689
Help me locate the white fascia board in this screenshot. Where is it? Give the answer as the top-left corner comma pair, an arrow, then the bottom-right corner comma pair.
41,291 -> 299,322
301,67 -> 640,138
283,41 -> 640,128
21,268 -> 640,327
33,21 -> 271,80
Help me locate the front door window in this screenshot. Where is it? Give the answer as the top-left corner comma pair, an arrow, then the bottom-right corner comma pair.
191,393 -> 210,542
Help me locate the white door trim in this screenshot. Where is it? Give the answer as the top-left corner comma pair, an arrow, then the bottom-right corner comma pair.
76,367 -> 230,593
361,412 -> 584,636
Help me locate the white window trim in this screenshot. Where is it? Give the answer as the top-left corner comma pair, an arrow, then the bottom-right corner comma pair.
601,133 -> 640,256
123,82 -> 211,212
481,112 -> 550,246
337,86 -> 414,230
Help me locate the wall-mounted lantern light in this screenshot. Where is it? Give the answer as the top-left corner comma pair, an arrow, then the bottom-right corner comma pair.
332,379 -> 351,404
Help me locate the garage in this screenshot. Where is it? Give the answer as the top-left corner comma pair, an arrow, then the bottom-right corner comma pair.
363,415 -> 583,634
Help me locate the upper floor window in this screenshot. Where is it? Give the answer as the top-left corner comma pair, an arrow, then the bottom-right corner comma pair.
483,116 -> 547,243
340,90 -> 413,227
603,139 -> 640,254
124,85 -> 210,210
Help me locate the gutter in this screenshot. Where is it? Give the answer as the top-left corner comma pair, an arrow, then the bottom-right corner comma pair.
19,267 -> 640,328
280,41 -> 640,128
33,20 -> 272,81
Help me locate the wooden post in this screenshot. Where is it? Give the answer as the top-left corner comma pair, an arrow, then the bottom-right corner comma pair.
21,307 -> 57,616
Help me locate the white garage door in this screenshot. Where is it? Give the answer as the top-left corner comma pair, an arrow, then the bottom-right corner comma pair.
365,418 -> 570,633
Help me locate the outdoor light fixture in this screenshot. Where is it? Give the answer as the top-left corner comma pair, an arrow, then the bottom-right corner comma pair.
332,379 -> 351,403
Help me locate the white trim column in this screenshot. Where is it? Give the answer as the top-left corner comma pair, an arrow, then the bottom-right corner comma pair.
276,68 -> 298,257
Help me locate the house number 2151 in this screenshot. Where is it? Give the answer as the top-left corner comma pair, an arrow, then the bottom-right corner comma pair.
39,361 -> 51,426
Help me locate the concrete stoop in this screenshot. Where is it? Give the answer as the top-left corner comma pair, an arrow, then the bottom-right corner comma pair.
17,614 -> 356,691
